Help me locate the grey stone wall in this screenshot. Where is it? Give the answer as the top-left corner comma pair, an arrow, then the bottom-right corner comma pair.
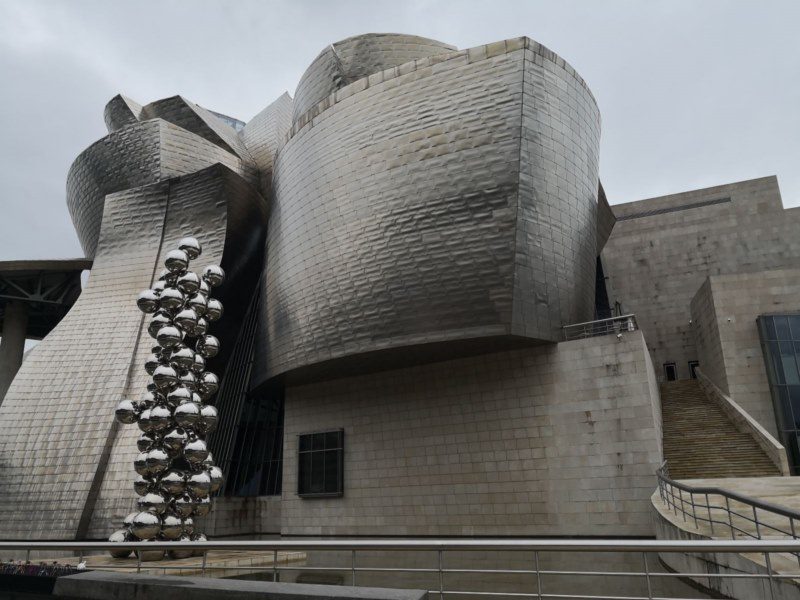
279,330 -> 662,537
260,37 -> 601,383
690,268 -> 800,436
602,176 -> 800,382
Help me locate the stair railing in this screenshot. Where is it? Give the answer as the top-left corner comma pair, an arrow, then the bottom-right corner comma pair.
657,461 -> 800,566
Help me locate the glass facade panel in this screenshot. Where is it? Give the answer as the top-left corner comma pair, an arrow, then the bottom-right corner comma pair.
758,313 -> 800,474
297,429 -> 344,498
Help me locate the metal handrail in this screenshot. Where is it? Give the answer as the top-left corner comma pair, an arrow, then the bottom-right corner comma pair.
2,538 -> 800,600
562,314 -> 638,341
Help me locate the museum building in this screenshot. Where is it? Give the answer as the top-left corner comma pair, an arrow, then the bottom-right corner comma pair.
0,33 -> 798,540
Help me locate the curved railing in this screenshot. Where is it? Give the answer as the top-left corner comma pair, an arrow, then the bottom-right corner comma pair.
657,461 -> 800,552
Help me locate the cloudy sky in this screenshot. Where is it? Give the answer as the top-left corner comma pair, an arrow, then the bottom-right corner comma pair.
1,0 -> 798,261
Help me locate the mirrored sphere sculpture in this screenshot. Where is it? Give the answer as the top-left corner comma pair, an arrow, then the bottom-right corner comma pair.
110,237 -> 225,559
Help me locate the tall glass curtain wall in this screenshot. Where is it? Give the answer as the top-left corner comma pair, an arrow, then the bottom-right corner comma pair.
758,313 -> 800,474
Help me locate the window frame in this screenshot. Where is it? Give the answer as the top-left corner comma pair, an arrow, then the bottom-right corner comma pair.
296,428 -> 344,499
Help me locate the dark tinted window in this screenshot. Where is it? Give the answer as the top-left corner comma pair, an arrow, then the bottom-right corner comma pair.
298,429 -> 344,498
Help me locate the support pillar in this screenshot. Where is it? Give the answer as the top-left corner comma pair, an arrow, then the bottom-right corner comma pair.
0,301 -> 29,404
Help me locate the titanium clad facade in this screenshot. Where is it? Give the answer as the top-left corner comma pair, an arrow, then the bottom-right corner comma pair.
260,37 -> 601,382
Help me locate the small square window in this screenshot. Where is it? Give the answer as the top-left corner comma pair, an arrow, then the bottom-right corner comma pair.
298,429 -> 343,498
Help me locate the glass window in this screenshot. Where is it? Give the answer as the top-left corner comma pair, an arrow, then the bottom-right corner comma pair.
298,429 -> 344,498
790,316 -> 800,340
763,317 -> 777,341
780,342 -> 800,385
775,316 -> 792,340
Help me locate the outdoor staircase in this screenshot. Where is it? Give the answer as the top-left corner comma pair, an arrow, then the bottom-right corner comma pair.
660,380 -> 780,479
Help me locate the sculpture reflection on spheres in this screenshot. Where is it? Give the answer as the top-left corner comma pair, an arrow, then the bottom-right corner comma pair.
110,237 -> 225,561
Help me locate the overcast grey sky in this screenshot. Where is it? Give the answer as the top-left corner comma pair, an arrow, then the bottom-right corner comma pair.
1,0 -> 798,261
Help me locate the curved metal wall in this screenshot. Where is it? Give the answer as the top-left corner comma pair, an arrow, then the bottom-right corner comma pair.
259,37 -> 601,383
291,33 -> 456,122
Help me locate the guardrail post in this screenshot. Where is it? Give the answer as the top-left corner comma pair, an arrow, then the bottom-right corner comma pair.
534,551 -> 542,600
352,550 -> 356,587
273,549 -> 278,582
690,491 -> 698,528
678,488 -> 687,522
642,552 -> 653,600
137,551 -> 142,574
201,550 -> 207,576
25,549 -> 29,564
764,551 -> 777,600
706,493 -> 714,535
438,550 -> 444,600
753,506 -> 761,539
725,496 -> 735,539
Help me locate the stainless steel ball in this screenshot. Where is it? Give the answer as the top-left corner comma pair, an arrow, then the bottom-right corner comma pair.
130,511 -> 161,540
158,269 -> 178,286
136,409 -> 154,433
160,513 -> 183,539
186,471 -> 211,498
162,428 -> 187,457
179,369 -> 197,392
152,280 -> 166,294
123,512 -> 138,528
137,433 -> 155,453
193,497 -> 212,517
147,312 -> 172,338
166,386 -> 192,407
199,372 -> 219,397
199,405 -> 219,433
205,298 -> 223,322
170,346 -> 195,371
152,364 -> 179,390
136,289 -> 160,314
198,280 -> 209,298
168,534 -> 194,559
158,287 -> 185,311
134,451 -> 152,477
160,469 -> 186,496
207,466 -> 224,493
136,548 -> 165,562
133,475 -> 151,496
174,402 -> 200,429
156,325 -> 183,350
191,533 -> 207,556
173,495 -> 195,518
178,237 -> 202,260
191,353 -> 206,374
144,353 -> 161,375
137,491 -> 167,514
182,516 -> 195,536
202,265 -> 225,288
115,399 -> 139,424
177,272 -> 201,295
174,308 -> 198,334
202,452 -> 214,469
197,335 -> 219,358
148,405 -> 172,432
108,529 -> 132,558
186,292 -> 207,317
139,390 -> 163,408
184,439 -> 209,465
194,317 -> 209,337
165,249 -> 189,273
145,447 -> 170,474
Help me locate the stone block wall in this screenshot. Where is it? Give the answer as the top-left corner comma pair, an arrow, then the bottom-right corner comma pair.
278,330 -> 662,537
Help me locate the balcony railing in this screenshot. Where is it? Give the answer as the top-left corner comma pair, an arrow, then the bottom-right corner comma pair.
2,537 -> 800,600
562,314 -> 638,341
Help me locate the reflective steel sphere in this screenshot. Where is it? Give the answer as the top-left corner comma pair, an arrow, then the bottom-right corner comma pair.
137,491 -> 167,514
134,451 -> 152,476
136,409 -> 154,433
145,447 -> 170,474
202,265 -> 225,288
194,316 -> 209,337
160,469 -> 186,496
115,399 -> 139,424
164,249 -> 189,273
178,237 -> 202,260
182,516 -> 195,536
168,534 -> 194,559
177,272 -> 201,295
162,428 -> 188,457
191,353 -> 206,374
152,364 -> 179,390
185,292 -> 207,317
158,287 -> 185,311
166,386 -> 192,407
136,289 -> 160,314
186,471 -> 211,498
170,346 -> 195,371
156,325 -> 183,350
137,548 -> 165,562
158,269 -> 178,286
197,335 -> 219,358
139,390 -> 163,408
174,402 -> 200,428
191,532 -> 207,556
137,433 -> 155,453
147,312 -> 172,338
205,298 -> 223,322
199,405 -> 219,433
130,511 -> 161,540
161,513 -> 183,539
123,512 -> 138,528
133,475 -> 151,496
207,465 -> 224,493
202,452 -> 214,469
152,280 -> 166,294
194,497 -> 212,517
199,372 -> 219,397
198,280 -> 210,298
173,495 -> 195,518
144,353 -> 161,375
174,308 -> 198,334
184,439 -> 209,465
179,369 -> 197,392
148,405 -> 172,432
108,529 -> 132,558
